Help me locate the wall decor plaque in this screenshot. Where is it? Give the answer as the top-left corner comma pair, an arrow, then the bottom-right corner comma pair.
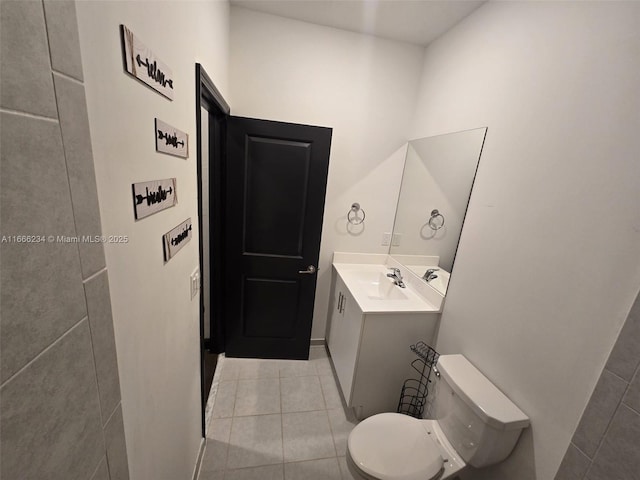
132,178 -> 177,220
121,25 -> 174,100
155,118 -> 188,158
163,218 -> 192,261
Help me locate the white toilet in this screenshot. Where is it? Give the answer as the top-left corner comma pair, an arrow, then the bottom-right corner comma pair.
346,354 -> 530,480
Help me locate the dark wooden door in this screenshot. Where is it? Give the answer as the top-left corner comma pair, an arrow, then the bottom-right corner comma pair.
224,116 -> 332,359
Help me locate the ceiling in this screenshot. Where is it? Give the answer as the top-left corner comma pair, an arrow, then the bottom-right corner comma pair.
230,0 -> 486,47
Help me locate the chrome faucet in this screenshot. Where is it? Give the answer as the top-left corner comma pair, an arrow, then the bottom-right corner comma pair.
423,268 -> 440,282
387,267 -> 406,288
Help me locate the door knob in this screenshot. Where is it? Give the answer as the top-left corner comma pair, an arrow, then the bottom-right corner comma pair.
298,265 -> 317,274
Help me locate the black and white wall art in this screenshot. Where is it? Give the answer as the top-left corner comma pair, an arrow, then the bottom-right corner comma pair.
155,118 -> 188,158
121,25 -> 174,100
163,218 -> 192,261
132,178 -> 177,220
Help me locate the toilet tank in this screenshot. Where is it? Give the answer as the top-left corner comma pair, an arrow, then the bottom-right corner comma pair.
431,355 -> 529,468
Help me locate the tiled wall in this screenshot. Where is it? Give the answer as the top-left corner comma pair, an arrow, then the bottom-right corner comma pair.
555,290 -> 640,480
0,1 -> 129,479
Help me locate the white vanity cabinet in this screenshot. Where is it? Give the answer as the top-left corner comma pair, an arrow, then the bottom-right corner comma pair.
328,275 -> 363,405
327,265 -> 440,419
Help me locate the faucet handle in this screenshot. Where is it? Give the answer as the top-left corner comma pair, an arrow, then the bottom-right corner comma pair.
423,268 -> 440,281
388,267 -> 401,276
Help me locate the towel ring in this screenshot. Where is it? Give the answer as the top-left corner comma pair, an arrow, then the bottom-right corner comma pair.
348,203 -> 366,225
428,209 -> 445,230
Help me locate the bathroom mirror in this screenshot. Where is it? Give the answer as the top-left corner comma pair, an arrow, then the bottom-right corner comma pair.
390,127 -> 487,295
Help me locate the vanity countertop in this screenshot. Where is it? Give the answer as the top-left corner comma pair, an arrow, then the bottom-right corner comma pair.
333,263 -> 439,314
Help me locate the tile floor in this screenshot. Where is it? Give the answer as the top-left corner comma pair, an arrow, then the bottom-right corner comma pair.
198,346 -> 360,480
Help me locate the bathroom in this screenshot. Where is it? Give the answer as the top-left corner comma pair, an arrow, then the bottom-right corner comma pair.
1,1 -> 639,480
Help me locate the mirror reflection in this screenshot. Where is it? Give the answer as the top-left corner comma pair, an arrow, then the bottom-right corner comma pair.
390,127 -> 487,295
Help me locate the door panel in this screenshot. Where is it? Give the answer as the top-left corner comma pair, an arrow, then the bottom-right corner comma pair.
244,136 -> 310,256
225,116 -> 332,359
243,277 -> 299,338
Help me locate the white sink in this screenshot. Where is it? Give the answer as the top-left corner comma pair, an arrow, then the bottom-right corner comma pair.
334,264 -> 437,313
357,273 -> 408,300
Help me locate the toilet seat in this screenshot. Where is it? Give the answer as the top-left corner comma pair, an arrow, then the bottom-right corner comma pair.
347,413 -> 444,480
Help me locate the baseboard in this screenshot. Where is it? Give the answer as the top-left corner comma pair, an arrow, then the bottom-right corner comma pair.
191,437 -> 206,480
310,338 -> 325,346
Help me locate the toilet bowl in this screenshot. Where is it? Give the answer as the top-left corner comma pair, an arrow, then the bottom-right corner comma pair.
347,413 -> 465,480
346,354 -> 529,480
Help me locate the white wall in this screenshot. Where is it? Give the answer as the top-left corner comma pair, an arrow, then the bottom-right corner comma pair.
229,7 -> 424,339
76,2 -> 229,479
410,2 -> 640,479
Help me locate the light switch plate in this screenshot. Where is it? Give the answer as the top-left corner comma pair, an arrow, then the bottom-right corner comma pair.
190,268 -> 200,300
392,233 -> 402,246
382,232 -> 391,246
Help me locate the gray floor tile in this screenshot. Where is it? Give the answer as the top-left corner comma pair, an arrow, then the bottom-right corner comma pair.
0,320 -> 104,480
220,358 -> 243,381
210,417 -> 233,443
225,464 -> 284,480
201,354 -> 362,480
282,411 -> 336,463
234,378 -> 281,416
281,375 -> 325,413
205,382 -> 220,435
202,418 -> 232,473
320,375 -> 344,410
284,458 -> 342,480
309,346 -> 332,376
337,456 -> 357,480
213,381 -> 238,419
238,359 -> 281,379
309,346 -> 329,360
313,356 -> 334,376
280,360 -> 318,378
327,408 -> 358,457
227,414 -> 283,469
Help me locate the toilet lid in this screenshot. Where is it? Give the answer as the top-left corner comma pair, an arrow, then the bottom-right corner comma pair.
348,413 -> 443,480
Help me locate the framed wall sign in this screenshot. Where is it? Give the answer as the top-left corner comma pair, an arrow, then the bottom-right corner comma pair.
155,118 -> 188,158
132,178 -> 177,220
121,25 -> 174,100
163,218 -> 192,262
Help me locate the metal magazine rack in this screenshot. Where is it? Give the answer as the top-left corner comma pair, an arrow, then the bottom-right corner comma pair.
397,341 -> 440,418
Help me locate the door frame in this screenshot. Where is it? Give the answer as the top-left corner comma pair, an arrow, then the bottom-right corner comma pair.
195,63 -> 229,436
